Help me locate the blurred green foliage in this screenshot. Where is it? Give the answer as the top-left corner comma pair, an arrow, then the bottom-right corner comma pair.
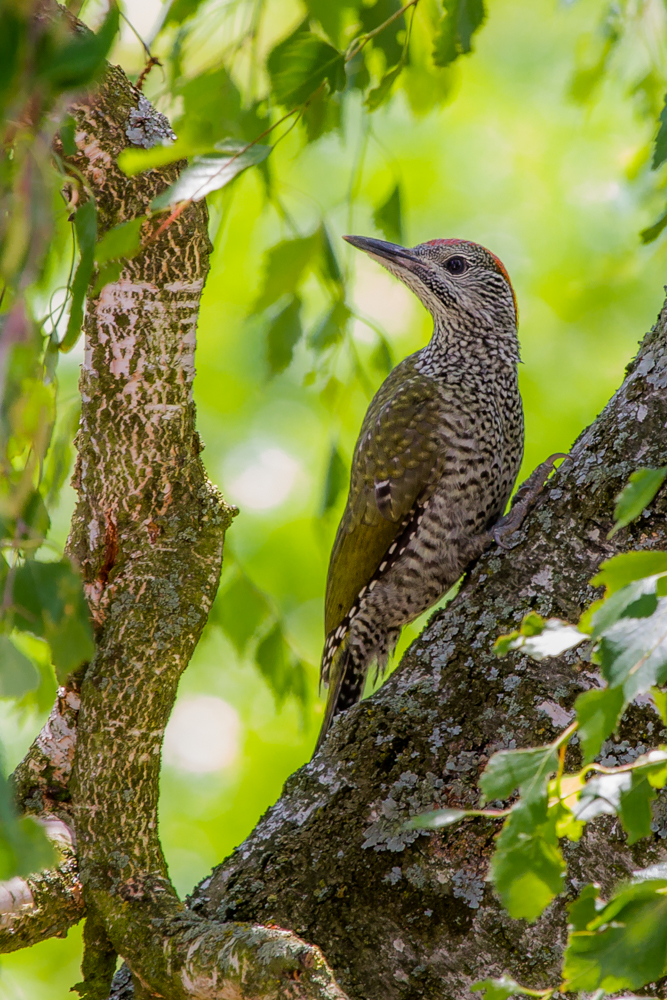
3,0 -> 667,993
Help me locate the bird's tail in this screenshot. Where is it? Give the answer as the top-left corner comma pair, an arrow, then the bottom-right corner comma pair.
314,643 -> 366,754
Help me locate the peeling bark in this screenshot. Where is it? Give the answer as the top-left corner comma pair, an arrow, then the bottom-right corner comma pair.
188,312 -> 667,999
0,855 -> 83,952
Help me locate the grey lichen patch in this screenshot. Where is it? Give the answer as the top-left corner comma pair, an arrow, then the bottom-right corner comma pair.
125,94 -> 176,149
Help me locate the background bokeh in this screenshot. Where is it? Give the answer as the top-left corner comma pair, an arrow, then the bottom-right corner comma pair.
3,0 -> 667,993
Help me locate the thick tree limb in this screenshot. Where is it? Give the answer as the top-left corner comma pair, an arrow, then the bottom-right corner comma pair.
189,311 -> 667,999
0,854 -> 83,953
0,34 -> 347,999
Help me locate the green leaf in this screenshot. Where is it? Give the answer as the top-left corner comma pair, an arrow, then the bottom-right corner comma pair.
309,301 -> 350,353
151,142 -> 271,210
641,208 -> 667,245
491,797 -> 565,921
255,233 -> 320,312
592,550 -> 667,594
568,883 -> 602,931
366,61 -> 405,112
574,685 -> 625,764
59,116 -> 77,156
322,444 -> 347,515
38,6 -> 119,94
268,30 -> 345,107
471,976 -> 522,1000
373,184 -> 403,244
609,467 -> 667,538
163,0 -> 208,26
480,745 -> 558,804
359,0 -> 404,67
318,224 -> 343,288
652,685 -> 667,726
652,93 -> 667,169
118,138 -> 189,176
305,0 -> 344,43
433,0 -> 486,68
0,635 -> 39,698
11,559 -> 94,682
619,769 -> 658,845
91,261 -> 123,297
95,219 -> 143,265
214,573 -> 271,655
494,611 -> 585,661
60,198 -> 97,352
563,879 -> 667,992
267,296 -> 302,375
0,771 -> 54,879
406,808 -> 468,830
590,577 -> 660,639
599,597 -> 667,702
255,623 -> 307,706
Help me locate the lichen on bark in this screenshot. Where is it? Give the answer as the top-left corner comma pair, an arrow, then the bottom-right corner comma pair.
188,306 -> 667,999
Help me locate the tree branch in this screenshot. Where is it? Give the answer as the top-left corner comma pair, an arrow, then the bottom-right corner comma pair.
189,309 -> 667,998
0,853 -> 83,953
0,27 -> 348,997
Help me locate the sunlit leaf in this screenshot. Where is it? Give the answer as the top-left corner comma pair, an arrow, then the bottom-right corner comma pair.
433,0 -> 486,68
599,598 -> 667,702
494,611 -> 586,661
608,467 -> 667,538
373,184 -> 403,244
95,218 -> 143,265
592,550 -> 667,594
652,686 -> 667,726
563,879 -> 667,992
268,30 -> 345,107
590,576 -> 661,639
267,296 -> 302,375
151,143 -> 271,210
60,198 -> 97,352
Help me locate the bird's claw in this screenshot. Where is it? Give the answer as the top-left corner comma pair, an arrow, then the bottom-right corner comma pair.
492,452 -> 571,549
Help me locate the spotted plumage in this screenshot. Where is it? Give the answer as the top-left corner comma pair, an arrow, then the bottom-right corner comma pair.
315,236 -> 524,752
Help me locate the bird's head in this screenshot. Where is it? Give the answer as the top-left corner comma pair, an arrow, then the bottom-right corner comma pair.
343,235 -> 518,339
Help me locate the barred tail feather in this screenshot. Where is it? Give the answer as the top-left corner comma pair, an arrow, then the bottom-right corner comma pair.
314,643 -> 366,753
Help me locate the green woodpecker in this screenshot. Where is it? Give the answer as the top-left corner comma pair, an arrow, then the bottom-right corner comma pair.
316,236 -> 560,753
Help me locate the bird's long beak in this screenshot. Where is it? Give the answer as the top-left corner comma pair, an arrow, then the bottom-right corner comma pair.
343,235 -> 419,270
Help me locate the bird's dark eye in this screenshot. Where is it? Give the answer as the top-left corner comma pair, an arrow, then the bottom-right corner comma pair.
444,255 -> 468,276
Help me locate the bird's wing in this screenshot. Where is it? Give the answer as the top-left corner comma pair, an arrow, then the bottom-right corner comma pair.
324,363 -> 444,638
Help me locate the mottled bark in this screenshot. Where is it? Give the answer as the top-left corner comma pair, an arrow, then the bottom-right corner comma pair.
189,311 -> 667,999
2,38 -> 347,1000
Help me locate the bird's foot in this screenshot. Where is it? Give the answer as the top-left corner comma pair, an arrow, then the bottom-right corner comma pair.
492,453 -> 571,549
